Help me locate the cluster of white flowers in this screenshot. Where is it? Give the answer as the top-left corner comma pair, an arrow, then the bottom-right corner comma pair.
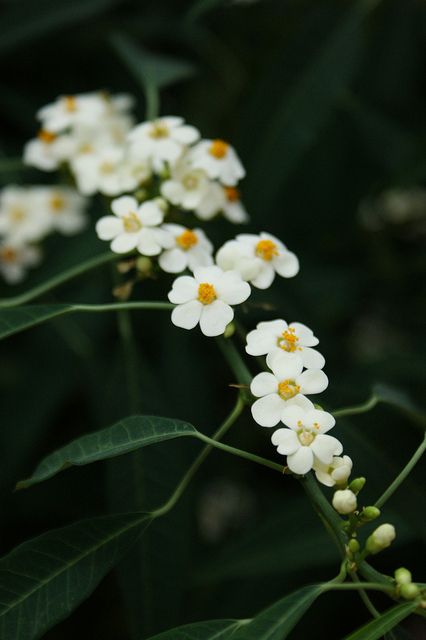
245,319 -> 353,482
0,186 -> 87,283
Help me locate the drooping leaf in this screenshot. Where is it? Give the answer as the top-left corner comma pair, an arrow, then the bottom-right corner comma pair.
147,585 -> 323,639
0,513 -> 150,640
18,416 -> 197,489
343,601 -> 418,640
111,32 -> 197,91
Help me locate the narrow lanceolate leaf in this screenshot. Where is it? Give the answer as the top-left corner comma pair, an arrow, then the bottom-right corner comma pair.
110,32 -> 197,90
0,513 -> 150,640
343,601 -> 418,640
18,416 -> 197,489
0,304 -> 71,340
148,586 -> 323,639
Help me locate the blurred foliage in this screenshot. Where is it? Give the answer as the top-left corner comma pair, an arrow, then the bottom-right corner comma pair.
0,0 -> 425,638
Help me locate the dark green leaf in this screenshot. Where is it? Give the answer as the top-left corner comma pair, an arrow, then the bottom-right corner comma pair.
18,416 -> 197,489
149,620 -> 246,639
343,602 -> 418,640
0,513 -> 150,640
0,304 -> 71,340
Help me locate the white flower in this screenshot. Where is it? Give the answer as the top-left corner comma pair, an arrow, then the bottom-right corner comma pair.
23,130 -> 75,171
245,319 -> 324,369
168,265 -> 250,337
189,139 -> 245,186
332,489 -> 357,515
160,159 -> 210,210
216,232 -> 299,289
37,92 -> 109,133
128,116 -> 199,172
195,182 -> 226,220
0,187 -> 51,243
271,406 -> 341,475
96,196 -> 173,255
0,241 -> 41,284
71,146 -> 150,196
221,186 -> 249,223
159,224 -> 213,273
33,187 -> 87,236
313,455 -> 353,487
366,524 -> 396,553
250,351 -> 328,427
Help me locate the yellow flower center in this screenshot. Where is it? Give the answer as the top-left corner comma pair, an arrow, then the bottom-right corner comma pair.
10,207 -> 26,222
224,186 -> 239,202
298,430 -> 315,446
50,195 -> 65,212
209,139 -> 229,159
123,212 -> 142,233
278,379 -> 300,400
256,239 -> 279,261
183,174 -> 199,190
100,161 -> 115,174
198,282 -> 216,305
0,247 -> 17,263
176,229 -> 198,251
37,129 -> 57,144
64,96 -> 77,112
149,122 -> 169,139
79,143 -> 93,154
278,327 -> 300,352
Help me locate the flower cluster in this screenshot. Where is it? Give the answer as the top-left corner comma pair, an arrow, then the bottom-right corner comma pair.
245,319 -> 351,481
0,186 -> 87,283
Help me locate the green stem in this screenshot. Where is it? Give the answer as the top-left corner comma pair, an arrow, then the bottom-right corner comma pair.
333,394 -> 379,418
152,395 -> 245,517
195,433 -> 284,473
116,309 -> 141,414
216,335 -> 253,387
349,570 -> 382,618
145,83 -> 160,121
375,432 -> 426,509
0,252 -> 118,308
323,581 -> 393,595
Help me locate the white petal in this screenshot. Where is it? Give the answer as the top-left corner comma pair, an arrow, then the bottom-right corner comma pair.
251,394 -> 283,427
314,468 -> 336,487
171,300 -> 202,330
172,125 -> 200,144
161,180 -> 185,205
290,322 -> 319,347
139,201 -> 163,226
267,351 -> 304,380
245,330 -> 277,356
137,229 -> 162,256
305,409 -> 335,433
257,319 -> 287,332
271,428 -> 299,455
300,347 -> 325,369
199,299 -> 233,337
193,265 -> 222,284
281,405 -> 306,430
168,276 -> 198,303
159,248 -> 187,273
311,434 -> 343,464
251,263 -> 275,289
216,272 -> 251,305
287,447 -> 314,475
96,216 -> 122,240
111,196 -> 138,217
110,232 -> 139,254
297,369 -> 328,394
284,395 -> 315,412
250,372 -> 278,398
273,251 -> 299,277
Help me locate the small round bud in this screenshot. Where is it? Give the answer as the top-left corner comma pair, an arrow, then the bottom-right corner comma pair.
348,539 -> 360,554
366,523 -> 396,554
361,506 -> 381,521
400,583 -> 420,600
224,322 -> 235,338
153,197 -> 168,212
136,256 -> 152,275
395,568 -> 412,586
134,188 -> 148,202
349,477 -> 366,494
332,489 -> 357,515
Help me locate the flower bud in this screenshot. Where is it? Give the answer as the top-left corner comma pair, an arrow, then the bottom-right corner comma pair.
400,583 -> 420,600
395,568 -> 412,586
349,477 -> 366,494
332,489 -> 357,515
360,506 -> 381,522
366,523 -> 396,554
153,196 -> 168,212
348,538 -> 360,554
134,188 -> 148,202
224,322 -> 235,338
136,256 -> 152,275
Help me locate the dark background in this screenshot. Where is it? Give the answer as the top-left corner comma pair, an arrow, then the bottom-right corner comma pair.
0,0 -> 425,638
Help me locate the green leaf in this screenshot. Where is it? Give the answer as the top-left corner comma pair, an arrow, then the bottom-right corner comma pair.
247,0 -> 372,212
18,416 -> 197,489
0,513 -> 150,640
148,586 -> 323,639
343,602 -> 418,640
110,32 -> 196,90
